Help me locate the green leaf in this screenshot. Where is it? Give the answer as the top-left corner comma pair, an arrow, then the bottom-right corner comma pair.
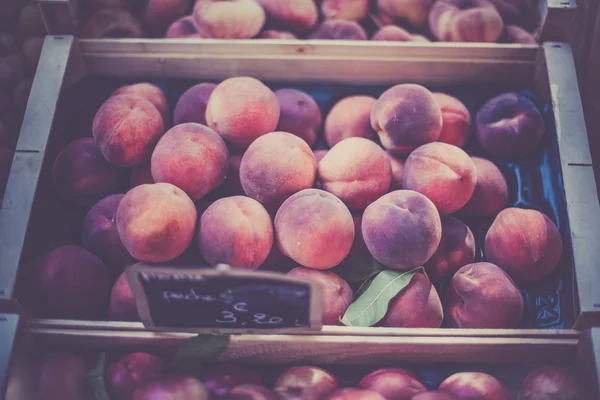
169,334 -> 230,376
87,352 -> 111,400
341,267 -> 423,327
333,256 -> 385,283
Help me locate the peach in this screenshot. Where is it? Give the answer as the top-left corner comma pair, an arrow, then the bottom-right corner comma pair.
173,82 -> 217,125
310,20 -> 368,40
203,364 -> 261,397
81,9 -> 144,38
107,353 -> 164,400
402,142 -> 477,215
371,84 -> 442,155
288,267 -> 353,325
52,138 -> 123,206
275,88 -> 322,147
206,77 -> 280,149
198,196 -> 273,268
130,162 -> 155,188
22,36 -> 45,74
321,0 -> 369,21
424,216 -> 475,283
0,148 -> 13,199
475,92 -> 545,160
503,25 -> 537,44
380,272 -> 443,328
318,137 -> 391,210
314,149 -> 329,164
112,83 -> 170,125
520,365 -> 581,400
18,5 -> 46,38
142,0 -> 191,37
446,262 -> 524,328
362,190 -> 441,271
81,194 -> 136,275
92,94 -> 164,167
371,25 -> 415,41
256,30 -> 297,39
327,389 -> 387,400
240,131 -> 317,208
229,385 -> 281,400
432,93 -> 471,148
358,368 -> 427,400
165,16 -> 210,38
133,375 -> 208,399
116,183 -> 197,262
275,189 -> 354,269
109,270 -> 140,321
151,123 -> 229,200
212,152 -> 244,198
387,153 -> 405,191
429,0 -> 504,42
439,372 -> 514,400
256,0 -> 319,34
274,366 -> 339,400
491,0 -> 537,30
18,245 -> 110,319
412,392 -> 459,400
325,96 -> 377,147
193,0 -> 266,39
484,208 -> 563,284
377,0 -> 433,28
0,54 -> 24,90
39,353 -> 88,400
461,157 -> 508,216
13,77 -> 34,115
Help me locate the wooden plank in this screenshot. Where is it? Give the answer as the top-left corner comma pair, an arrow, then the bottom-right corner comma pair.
0,315 -> 20,399
0,37 -> 75,302
539,0 -> 576,41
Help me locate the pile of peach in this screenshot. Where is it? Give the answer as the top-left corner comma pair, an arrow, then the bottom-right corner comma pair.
16,75 -> 562,331
0,2 -> 46,200
33,352 -> 582,400
78,0 -> 537,44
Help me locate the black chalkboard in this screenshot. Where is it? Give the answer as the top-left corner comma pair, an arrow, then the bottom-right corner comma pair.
127,264 -> 323,333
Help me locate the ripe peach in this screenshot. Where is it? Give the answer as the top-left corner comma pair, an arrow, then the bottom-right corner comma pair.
240,131 -> 317,208
81,194 -> 136,275
203,364 -> 261,397
318,137 -> 391,210
424,216 -> 475,283
371,25 -> 415,41
402,142 -> 477,215
288,267 -> 353,325
151,123 -> 229,200
107,353 -> 163,400
432,93 -> 471,148
503,25 -> 537,44
52,138 -> 122,206
362,190 -> 441,271
112,83 -> 170,125
109,270 -> 140,321
257,30 -> 298,39
439,372 -> 514,400
274,366 -> 339,400
275,189 -> 354,269
387,153 -> 405,191
461,157 -> 508,216
429,0 -> 504,42
93,95 -> 164,167
446,262 -> 524,328
325,96 -> 377,147
229,385 -> 282,400
39,353 -> 88,400
327,389 -> 387,400
133,375 -> 208,399
358,368 -> 427,400
21,36 -> 44,74
520,365 -> 581,400
377,0 -> 433,28
130,162 -> 155,188
321,0 -> 370,21
165,16 -> 210,38
141,0 -> 190,37
484,208 -> 563,284
116,183 -> 197,262
475,92 -> 545,160
198,196 -> 273,268
412,392 -> 459,400
310,20 -> 368,40
256,0 -> 319,34
371,84 -> 442,155
275,88 -> 322,147
206,77 -> 280,149
18,245 -> 110,319
81,9 -> 144,38
173,82 -> 217,125
193,0 -> 266,39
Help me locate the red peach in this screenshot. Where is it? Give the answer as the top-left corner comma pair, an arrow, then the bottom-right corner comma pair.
256,0 -> 319,34
429,0 -> 504,42
358,368 -> 427,400
133,375 -> 208,399
193,0 -> 266,39
412,392 -> 458,400
309,20 -> 368,40
81,9 -> 144,39
274,366 -> 339,400
460,157 -> 508,216
520,365 -> 581,400
326,389 -> 387,400
112,83 -> 170,125
203,364 -> 261,397
173,82 -> 217,125
275,88 -> 322,147
256,30 -> 297,39
325,96 -> 377,147
107,353 -> 163,400
432,93 -> 471,148
321,0 -> 370,21
439,372 -> 514,400
109,270 -> 140,321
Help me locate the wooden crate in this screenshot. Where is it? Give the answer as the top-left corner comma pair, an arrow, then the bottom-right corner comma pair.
0,36 -> 598,343
38,0 -> 575,42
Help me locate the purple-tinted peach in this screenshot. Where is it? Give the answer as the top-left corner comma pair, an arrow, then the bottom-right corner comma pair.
275,89 -> 322,147
165,16 -> 210,38
358,368 -> 427,400
520,365 -> 581,400
309,20 -> 368,40
173,83 -> 217,125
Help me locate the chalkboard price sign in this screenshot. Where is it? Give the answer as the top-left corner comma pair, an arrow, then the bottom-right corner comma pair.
127,264 -> 323,333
